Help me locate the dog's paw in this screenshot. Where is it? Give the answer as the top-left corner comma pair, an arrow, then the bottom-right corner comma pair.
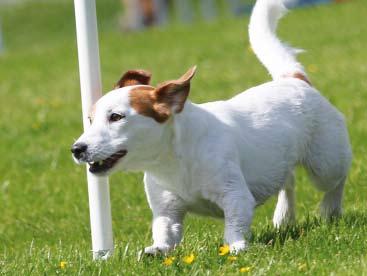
144,244 -> 172,255
229,240 -> 247,254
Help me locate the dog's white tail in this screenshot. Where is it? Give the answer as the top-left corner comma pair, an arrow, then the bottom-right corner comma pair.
249,0 -> 310,83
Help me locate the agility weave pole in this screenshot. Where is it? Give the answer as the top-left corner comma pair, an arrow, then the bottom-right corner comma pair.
0,18 -> 4,54
73,0 -> 114,260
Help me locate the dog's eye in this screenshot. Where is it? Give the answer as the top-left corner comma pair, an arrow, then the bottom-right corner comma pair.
109,113 -> 125,122
88,117 -> 93,124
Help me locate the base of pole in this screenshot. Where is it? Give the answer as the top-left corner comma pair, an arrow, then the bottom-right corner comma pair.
92,249 -> 114,260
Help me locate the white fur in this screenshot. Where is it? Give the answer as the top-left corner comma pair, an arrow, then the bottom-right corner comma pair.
73,0 -> 352,254
249,0 -> 306,79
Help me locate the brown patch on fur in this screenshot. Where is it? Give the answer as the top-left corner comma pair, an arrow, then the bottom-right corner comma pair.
129,86 -> 170,123
284,72 -> 312,86
115,69 -> 152,88
293,72 -> 312,86
154,66 -> 196,113
129,66 -> 197,123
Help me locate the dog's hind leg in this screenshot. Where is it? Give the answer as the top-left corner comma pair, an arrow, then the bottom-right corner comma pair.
320,178 -> 345,219
319,176 -> 345,219
307,168 -> 346,219
304,112 -> 351,219
273,172 -> 296,228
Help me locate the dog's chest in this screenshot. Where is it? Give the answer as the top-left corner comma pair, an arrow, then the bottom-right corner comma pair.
150,167 -> 224,217
165,178 -> 224,218
154,168 -> 200,201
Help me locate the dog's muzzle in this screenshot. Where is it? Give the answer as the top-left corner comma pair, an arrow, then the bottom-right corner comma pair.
71,143 -> 127,174
71,142 -> 88,160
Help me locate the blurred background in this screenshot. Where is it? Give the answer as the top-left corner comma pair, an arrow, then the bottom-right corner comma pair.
118,0 -> 336,31
0,0 -> 366,274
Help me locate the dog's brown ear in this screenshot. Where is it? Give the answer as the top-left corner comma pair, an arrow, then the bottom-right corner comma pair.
114,69 -> 152,88
153,66 -> 197,113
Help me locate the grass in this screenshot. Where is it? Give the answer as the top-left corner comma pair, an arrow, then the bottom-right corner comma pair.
0,0 -> 367,274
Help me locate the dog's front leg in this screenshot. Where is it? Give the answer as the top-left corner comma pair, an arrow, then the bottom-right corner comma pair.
218,170 -> 255,254
144,174 -> 186,255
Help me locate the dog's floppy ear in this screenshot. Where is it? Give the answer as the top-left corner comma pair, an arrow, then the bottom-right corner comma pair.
153,66 -> 196,113
114,69 -> 152,88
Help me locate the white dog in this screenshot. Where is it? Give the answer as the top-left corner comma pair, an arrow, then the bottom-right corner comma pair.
72,0 -> 352,254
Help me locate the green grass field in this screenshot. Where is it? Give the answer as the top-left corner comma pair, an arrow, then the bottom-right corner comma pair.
1,0 -> 367,274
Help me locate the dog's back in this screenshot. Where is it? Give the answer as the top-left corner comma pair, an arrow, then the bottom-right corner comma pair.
245,0 -> 352,215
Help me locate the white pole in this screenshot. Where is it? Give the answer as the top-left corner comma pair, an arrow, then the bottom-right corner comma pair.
0,18 -> 4,54
73,0 -> 113,260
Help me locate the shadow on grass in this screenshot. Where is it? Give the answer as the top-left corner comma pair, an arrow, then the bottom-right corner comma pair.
252,211 -> 367,247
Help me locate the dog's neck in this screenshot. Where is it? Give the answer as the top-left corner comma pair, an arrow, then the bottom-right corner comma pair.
144,101 -> 207,178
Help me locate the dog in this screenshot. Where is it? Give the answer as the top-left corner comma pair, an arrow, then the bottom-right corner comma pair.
72,0 -> 352,254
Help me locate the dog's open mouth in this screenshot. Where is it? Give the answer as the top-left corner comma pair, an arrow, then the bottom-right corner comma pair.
88,150 -> 127,174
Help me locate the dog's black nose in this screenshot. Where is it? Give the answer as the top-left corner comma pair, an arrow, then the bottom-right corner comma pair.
71,142 -> 88,159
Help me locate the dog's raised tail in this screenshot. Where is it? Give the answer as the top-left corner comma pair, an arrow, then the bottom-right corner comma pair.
249,0 -> 310,84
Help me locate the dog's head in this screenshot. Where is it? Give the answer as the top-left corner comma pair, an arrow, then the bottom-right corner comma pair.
71,66 -> 196,175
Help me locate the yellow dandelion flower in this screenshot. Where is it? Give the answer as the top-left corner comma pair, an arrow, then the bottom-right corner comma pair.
307,64 -> 318,73
219,245 -> 230,256
50,100 -> 62,108
298,263 -> 307,271
228,256 -> 238,261
240,266 -> 252,273
32,123 -> 40,130
182,253 -> 195,264
60,261 -> 67,269
163,256 -> 175,266
34,98 -> 45,106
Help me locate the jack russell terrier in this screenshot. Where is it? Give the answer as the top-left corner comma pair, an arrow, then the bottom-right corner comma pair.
72,0 -> 352,254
